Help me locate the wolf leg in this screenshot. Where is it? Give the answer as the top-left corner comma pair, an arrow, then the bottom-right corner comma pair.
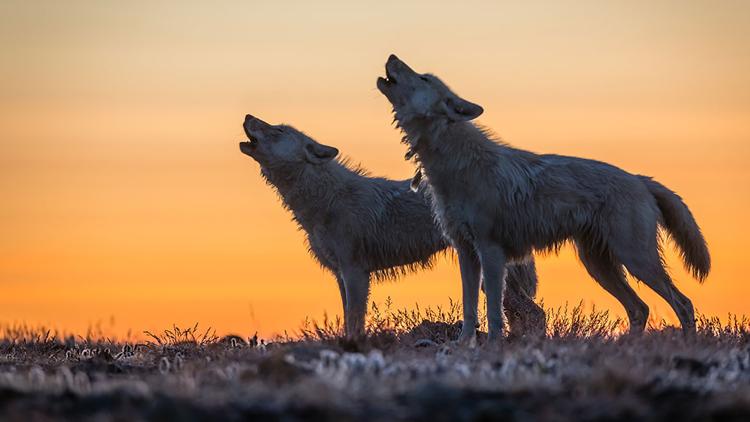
335,273 -> 347,319
476,241 -> 507,343
576,243 -> 649,334
341,266 -> 371,338
621,254 -> 696,334
609,219 -> 696,334
456,244 -> 481,347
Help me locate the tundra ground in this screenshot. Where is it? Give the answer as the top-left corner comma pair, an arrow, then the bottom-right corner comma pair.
1,302 -> 748,421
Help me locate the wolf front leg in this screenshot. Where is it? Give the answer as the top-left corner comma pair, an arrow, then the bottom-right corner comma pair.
335,273 -> 347,317
477,241 -> 507,344
340,265 -> 371,339
456,244 -> 481,347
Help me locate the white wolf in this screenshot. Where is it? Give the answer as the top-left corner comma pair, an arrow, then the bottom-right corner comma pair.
377,55 -> 710,344
239,114 -> 545,338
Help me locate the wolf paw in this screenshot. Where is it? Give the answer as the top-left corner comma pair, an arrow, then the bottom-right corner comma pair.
413,339 -> 438,348
454,332 -> 477,349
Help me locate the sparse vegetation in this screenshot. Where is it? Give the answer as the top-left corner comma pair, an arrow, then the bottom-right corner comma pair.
1,302 -> 749,421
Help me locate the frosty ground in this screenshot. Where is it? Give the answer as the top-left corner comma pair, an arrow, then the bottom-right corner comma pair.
1,303 -> 749,421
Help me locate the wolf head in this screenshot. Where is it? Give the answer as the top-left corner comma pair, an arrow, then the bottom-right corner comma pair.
240,114 -> 339,170
376,55 -> 484,127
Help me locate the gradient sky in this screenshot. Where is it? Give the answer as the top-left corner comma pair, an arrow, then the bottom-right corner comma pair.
1,1 -> 748,338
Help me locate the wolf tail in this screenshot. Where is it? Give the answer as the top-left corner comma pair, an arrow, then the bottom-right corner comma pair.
506,260 -> 538,298
639,176 -> 711,281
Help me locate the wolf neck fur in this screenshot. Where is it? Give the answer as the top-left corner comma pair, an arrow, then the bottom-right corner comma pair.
401,118 -> 499,170
261,160 -> 356,229
399,116 -> 536,199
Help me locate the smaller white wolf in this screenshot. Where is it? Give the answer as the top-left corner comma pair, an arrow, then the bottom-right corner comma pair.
377,55 -> 710,344
239,114 -> 544,338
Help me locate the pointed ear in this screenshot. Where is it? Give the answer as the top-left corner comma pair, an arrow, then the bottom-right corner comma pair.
443,96 -> 484,121
304,142 -> 339,164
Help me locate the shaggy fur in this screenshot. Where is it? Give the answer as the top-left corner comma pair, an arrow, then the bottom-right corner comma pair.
239,114 -> 544,338
377,54 -> 710,343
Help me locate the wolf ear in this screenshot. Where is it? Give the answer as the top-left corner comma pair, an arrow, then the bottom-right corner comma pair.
443,96 -> 484,121
304,143 -> 339,164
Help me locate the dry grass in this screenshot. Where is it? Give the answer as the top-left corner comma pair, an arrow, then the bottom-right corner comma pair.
0,302 -> 748,421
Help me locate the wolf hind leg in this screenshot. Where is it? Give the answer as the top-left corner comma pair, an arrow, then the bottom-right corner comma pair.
607,201 -> 696,333
576,242 -> 649,334
619,251 -> 696,334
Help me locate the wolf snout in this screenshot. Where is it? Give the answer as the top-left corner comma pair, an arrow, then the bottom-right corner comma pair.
239,140 -> 257,156
385,55 -> 399,78
384,54 -> 411,82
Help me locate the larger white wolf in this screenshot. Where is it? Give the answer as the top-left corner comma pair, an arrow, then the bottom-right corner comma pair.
377,55 -> 710,344
239,115 -> 544,338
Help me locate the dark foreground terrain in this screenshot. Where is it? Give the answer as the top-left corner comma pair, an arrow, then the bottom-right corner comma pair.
1,303 -> 749,422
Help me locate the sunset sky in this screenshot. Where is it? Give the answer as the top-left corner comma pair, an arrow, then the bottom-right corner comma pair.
1,1 -> 748,338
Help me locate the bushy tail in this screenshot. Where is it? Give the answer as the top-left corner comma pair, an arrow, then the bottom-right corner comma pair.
506,259 -> 538,298
639,176 -> 711,281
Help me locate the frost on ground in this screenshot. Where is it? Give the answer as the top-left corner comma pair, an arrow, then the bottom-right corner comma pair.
0,303 -> 749,421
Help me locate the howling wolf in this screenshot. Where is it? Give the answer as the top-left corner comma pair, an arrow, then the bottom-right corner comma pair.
239,114 -> 544,338
377,54 -> 710,344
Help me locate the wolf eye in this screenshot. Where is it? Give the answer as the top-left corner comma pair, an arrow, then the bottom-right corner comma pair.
419,76 -> 430,82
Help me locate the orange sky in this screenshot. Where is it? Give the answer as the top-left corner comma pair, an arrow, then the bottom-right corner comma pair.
1,1 -> 748,339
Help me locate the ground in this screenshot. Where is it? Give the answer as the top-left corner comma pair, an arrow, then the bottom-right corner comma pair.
0,302 -> 748,421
